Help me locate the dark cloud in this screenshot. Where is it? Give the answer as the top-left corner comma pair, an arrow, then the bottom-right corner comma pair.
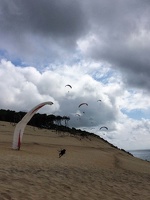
0,0 -> 87,37
0,0 -> 88,64
81,0 -> 150,91
1,0 -> 150,90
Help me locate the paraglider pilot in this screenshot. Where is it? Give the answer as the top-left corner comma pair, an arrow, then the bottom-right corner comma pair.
59,149 -> 66,158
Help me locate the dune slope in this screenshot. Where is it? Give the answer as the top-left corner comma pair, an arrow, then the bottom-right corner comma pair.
0,121 -> 150,200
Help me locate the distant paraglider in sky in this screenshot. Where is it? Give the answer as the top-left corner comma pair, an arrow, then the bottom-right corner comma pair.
76,113 -> 81,117
78,103 -> 88,114
76,113 -> 81,120
65,84 -> 72,89
65,84 -> 72,93
78,103 -> 88,108
12,101 -> 53,150
100,126 -> 108,130
97,100 -> 101,102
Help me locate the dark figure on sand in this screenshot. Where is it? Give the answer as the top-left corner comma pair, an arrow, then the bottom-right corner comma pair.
59,149 -> 66,158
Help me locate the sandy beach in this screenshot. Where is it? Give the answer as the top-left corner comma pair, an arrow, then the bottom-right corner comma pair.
0,121 -> 150,200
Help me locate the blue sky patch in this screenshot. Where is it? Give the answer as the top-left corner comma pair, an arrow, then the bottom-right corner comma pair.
121,108 -> 150,120
92,69 -> 115,84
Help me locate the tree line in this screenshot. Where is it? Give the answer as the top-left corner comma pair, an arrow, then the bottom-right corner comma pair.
0,109 -> 70,129
0,109 -> 129,152
0,108 -> 102,139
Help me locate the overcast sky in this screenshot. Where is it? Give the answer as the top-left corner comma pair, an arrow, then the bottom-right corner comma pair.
0,0 -> 150,150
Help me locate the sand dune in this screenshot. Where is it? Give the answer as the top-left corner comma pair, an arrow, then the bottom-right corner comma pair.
0,121 -> 150,200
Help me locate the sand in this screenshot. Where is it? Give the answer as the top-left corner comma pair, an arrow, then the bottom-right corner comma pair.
0,121 -> 150,200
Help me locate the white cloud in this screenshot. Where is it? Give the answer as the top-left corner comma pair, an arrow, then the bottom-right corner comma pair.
0,60 -> 150,149
0,0 -> 150,150
1,59 -> 150,150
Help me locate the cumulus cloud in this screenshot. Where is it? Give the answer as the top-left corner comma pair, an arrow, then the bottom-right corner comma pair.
1,59 -> 150,150
0,0 -> 150,150
0,0 -> 89,65
77,0 -> 150,92
1,0 -> 150,90
0,60 -> 57,112
0,59 -> 114,116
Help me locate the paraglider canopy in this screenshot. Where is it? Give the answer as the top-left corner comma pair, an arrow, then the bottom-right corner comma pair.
12,101 -> 53,150
78,103 -> 88,108
65,84 -> 72,89
100,126 -> 108,130
76,113 -> 81,117
97,100 -> 101,102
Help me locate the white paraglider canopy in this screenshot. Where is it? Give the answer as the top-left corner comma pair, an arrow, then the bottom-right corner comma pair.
12,101 -> 53,150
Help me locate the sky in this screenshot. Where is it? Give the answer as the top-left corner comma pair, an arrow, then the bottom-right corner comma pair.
0,0 -> 150,150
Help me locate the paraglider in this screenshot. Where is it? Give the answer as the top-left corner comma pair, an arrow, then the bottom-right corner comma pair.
100,126 -> 108,130
78,103 -> 88,114
76,113 -> 81,117
97,100 -> 101,102
65,84 -> 72,93
12,101 -> 53,150
65,84 -> 72,89
78,103 -> 88,108
76,113 -> 81,120
58,149 -> 66,158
